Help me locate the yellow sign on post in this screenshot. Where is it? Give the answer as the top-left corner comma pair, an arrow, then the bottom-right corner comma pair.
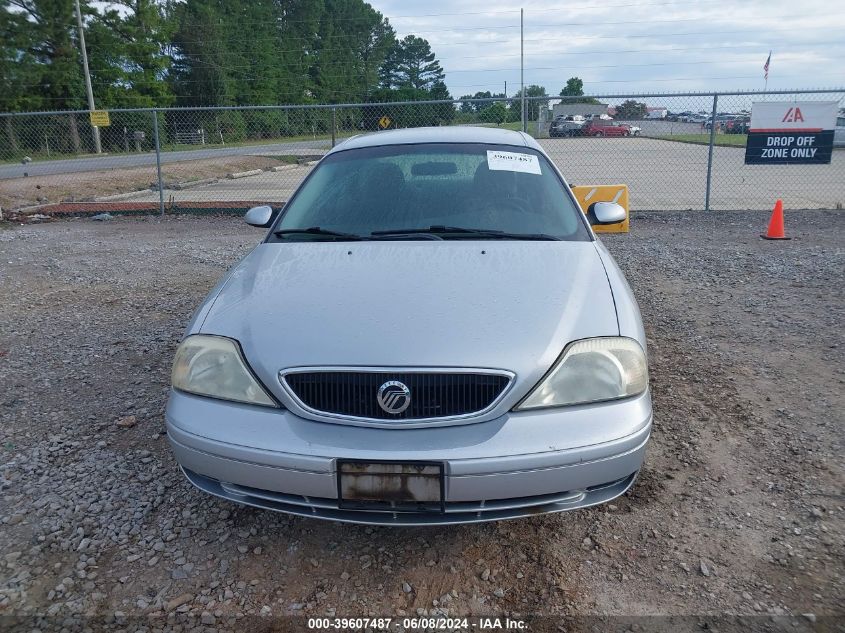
378,115 -> 391,130
89,110 -> 110,127
571,184 -> 630,233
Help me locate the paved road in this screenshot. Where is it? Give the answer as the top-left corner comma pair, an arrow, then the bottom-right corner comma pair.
123,137 -> 845,211
0,139 -> 332,179
0,123 -> 708,180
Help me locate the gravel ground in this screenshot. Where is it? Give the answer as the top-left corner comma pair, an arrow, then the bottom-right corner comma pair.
0,211 -> 842,631
0,155 -> 290,211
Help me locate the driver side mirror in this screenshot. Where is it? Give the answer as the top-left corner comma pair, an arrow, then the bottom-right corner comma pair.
588,201 -> 626,225
244,205 -> 278,228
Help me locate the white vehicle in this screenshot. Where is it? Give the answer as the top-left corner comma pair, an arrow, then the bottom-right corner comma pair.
835,115 -> 845,147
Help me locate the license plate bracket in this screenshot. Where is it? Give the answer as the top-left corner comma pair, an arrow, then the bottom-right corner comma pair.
337,460 -> 445,513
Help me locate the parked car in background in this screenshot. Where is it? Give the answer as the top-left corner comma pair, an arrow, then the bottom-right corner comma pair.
614,122 -> 641,136
166,126 -> 651,525
583,120 -> 632,137
704,115 -> 736,130
724,116 -> 750,134
833,115 -> 845,147
549,115 -> 585,137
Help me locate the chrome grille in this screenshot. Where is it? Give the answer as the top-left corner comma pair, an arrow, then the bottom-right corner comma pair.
282,370 -> 512,421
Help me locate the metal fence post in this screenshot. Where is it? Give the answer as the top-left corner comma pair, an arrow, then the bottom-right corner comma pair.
152,109 -> 165,216
331,107 -> 337,148
704,93 -> 719,211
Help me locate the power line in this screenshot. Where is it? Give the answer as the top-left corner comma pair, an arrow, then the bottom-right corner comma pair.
4,74 -> 843,101
64,41 -> 842,74
9,55 -> 834,91
167,0 -> 729,28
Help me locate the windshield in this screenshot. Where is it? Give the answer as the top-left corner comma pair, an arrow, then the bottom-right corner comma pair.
270,143 -> 590,241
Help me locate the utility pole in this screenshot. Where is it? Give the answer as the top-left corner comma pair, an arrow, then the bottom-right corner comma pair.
520,8 -> 525,133
74,0 -> 101,154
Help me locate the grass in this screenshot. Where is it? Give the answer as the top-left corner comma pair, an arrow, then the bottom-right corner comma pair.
1,132 -> 349,165
498,121 -> 539,136
657,133 -> 748,147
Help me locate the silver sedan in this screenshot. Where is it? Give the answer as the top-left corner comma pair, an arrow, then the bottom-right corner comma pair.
166,126 -> 651,525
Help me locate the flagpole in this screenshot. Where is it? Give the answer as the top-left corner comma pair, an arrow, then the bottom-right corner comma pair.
764,50 -> 771,93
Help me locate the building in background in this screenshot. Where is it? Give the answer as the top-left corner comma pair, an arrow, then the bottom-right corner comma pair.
552,103 -> 609,119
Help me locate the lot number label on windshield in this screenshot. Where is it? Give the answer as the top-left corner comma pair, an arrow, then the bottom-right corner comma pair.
486,150 -> 542,175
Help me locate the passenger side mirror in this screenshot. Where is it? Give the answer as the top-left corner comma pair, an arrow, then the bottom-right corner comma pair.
589,201 -> 626,225
244,205 -> 276,228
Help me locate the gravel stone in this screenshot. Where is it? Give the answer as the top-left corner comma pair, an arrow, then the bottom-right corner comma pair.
0,213 -> 841,619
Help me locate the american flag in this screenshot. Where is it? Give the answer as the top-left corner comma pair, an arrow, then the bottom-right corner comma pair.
764,51 -> 771,80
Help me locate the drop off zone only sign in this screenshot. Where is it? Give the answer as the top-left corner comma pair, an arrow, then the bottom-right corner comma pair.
744,101 -> 838,165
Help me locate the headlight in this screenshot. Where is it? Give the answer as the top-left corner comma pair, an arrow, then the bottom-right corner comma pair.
515,337 -> 648,410
171,335 -> 277,407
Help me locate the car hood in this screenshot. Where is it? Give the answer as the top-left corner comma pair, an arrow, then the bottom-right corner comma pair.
198,241 -> 619,404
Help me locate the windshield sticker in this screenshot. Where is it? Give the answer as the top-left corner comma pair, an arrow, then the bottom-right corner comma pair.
486,150 -> 542,175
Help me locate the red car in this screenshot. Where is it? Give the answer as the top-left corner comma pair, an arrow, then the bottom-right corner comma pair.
582,120 -> 632,137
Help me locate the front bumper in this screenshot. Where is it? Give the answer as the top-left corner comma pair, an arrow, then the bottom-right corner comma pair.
166,389 -> 652,525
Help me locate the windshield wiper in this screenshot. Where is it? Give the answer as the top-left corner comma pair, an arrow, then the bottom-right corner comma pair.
273,227 -> 364,241
371,226 -> 561,241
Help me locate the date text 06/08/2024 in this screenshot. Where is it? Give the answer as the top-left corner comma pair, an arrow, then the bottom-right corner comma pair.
306,617 -> 528,630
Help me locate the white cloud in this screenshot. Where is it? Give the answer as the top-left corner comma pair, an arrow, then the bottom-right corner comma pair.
371,0 -> 845,97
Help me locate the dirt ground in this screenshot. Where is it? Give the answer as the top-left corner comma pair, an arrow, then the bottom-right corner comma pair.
0,155 -> 288,210
0,211 -> 842,632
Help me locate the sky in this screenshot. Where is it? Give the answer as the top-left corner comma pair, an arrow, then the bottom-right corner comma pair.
369,0 -> 845,102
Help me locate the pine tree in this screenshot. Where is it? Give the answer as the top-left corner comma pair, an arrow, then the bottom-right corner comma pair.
379,35 -> 444,90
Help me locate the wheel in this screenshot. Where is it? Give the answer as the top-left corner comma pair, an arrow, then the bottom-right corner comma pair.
623,131 -> 630,137
595,131 -> 604,137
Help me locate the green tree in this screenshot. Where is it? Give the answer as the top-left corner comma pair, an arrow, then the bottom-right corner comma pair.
479,101 -> 507,124
560,77 -> 583,97
428,79 -> 454,125
559,76 -> 600,105
510,84 -> 548,121
86,0 -> 175,108
170,0 -> 322,107
1,0 -> 86,111
458,91 -> 506,114
1,0 -> 89,152
379,34 -> 444,90
615,99 -> 648,119
311,0 -> 394,103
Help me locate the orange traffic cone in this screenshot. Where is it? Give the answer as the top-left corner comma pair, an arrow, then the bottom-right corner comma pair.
762,199 -> 790,240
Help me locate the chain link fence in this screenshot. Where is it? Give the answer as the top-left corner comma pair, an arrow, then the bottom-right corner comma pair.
1,90 -> 842,219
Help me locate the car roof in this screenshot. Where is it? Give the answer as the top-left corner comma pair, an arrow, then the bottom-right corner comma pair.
330,126 -> 542,154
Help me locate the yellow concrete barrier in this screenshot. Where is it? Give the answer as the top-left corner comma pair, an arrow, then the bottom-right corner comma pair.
571,184 -> 629,233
